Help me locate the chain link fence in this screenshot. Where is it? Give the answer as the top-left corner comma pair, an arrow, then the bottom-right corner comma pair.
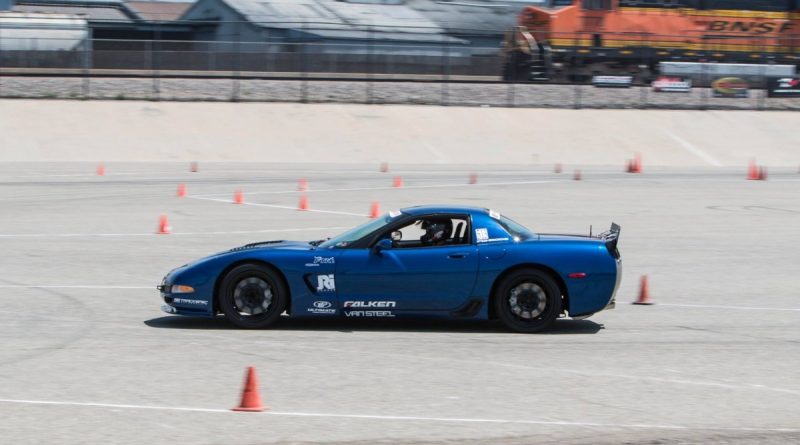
1,31 -> 799,109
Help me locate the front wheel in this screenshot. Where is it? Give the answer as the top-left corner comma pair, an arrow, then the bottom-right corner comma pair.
218,264 -> 287,329
494,269 -> 561,333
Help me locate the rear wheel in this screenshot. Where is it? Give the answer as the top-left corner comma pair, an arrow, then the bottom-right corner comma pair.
494,269 -> 561,333
219,264 -> 286,329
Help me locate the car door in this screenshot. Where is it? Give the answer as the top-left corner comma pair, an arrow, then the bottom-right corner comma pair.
334,214 -> 479,313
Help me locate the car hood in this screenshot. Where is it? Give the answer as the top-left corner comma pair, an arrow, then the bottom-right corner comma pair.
225,240 -> 313,253
165,240 -> 316,284
191,240 -> 314,263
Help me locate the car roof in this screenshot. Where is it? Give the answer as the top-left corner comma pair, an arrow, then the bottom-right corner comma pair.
400,205 -> 490,216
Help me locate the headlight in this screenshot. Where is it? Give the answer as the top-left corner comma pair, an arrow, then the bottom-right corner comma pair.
171,285 -> 195,294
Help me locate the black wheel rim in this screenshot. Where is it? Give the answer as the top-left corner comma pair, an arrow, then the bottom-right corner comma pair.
508,281 -> 547,321
232,277 -> 273,317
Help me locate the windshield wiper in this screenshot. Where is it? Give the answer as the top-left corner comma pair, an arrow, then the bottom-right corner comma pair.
308,239 -> 328,247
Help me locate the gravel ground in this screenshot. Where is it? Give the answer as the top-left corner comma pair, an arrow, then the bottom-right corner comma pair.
2,76 -> 800,110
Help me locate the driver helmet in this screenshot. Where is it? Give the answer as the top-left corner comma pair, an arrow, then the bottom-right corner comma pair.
421,219 -> 452,244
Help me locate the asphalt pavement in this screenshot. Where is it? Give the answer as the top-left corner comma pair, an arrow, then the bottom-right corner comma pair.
0,163 -> 798,444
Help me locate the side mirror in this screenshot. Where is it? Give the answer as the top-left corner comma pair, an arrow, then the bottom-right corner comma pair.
371,238 -> 393,255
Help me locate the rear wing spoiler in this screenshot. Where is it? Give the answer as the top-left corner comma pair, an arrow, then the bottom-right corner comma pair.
598,223 -> 621,259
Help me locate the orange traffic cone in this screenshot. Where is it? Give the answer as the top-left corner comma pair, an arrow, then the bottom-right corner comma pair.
554,163 -> 562,174
370,201 -> 380,219
298,179 -> 308,192
190,162 -> 198,173
298,195 -> 309,211
632,275 -> 653,305
573,170 -> 582,181
469,173 -> 478,184
232,366 -> 267,412
380,162 -> 389,173
392,176 -> 403,188
157,215 -> 171,235
96,164 -> 105,176
177,183 -> 187,198
747,159 -> 760,180
233,189 -> 244,204
626,154 -> 642,173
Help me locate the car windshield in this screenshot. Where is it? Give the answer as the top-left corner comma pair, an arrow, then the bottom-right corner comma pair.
496,215 -> 536,241
318,213 -> 401,248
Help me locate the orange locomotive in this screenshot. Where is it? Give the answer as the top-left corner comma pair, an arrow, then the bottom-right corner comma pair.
502,0 -> 800,81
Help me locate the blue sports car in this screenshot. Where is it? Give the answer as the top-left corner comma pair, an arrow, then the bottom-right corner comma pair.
158,205 -> 621,332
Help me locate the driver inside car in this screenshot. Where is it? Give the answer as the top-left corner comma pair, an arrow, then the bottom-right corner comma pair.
419,218 -> 452,246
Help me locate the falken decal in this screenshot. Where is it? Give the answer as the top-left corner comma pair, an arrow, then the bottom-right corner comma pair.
343,301 -> 396,308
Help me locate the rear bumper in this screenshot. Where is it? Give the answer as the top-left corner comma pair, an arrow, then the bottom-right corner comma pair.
571,259 -> 619,320
607,258 -> 622,310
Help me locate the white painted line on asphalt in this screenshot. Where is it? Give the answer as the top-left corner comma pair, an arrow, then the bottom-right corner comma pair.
191,180 -> 557,198
0,398 -> 798,432
0,285 -> 152,289
643,303 -> 800,312
665,132 -> 723,167
175,227 -> 347,236
0,399 -> 229,413
264,411 -> 799,432
0,226 -> 347,238
0,232 -> 154,238
190,196 -> 369,217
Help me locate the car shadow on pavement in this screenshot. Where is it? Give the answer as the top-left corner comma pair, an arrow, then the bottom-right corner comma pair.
144,315 -> 603,334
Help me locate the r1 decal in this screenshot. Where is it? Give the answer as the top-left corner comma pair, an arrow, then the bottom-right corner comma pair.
317,274 -> 335,292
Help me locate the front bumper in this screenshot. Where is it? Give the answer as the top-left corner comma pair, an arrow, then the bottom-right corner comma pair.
157,276 -> 211,315
158,279 -> 178,313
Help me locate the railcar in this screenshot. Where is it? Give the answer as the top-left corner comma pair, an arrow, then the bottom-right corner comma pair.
502,0 -> 800,81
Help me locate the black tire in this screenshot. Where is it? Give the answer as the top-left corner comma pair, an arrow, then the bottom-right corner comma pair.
494,269 -> 561,333
218,264 -> 287,329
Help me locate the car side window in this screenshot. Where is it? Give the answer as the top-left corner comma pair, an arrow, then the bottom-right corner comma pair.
398,220 -> 426,242
384,215 -> 471,248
